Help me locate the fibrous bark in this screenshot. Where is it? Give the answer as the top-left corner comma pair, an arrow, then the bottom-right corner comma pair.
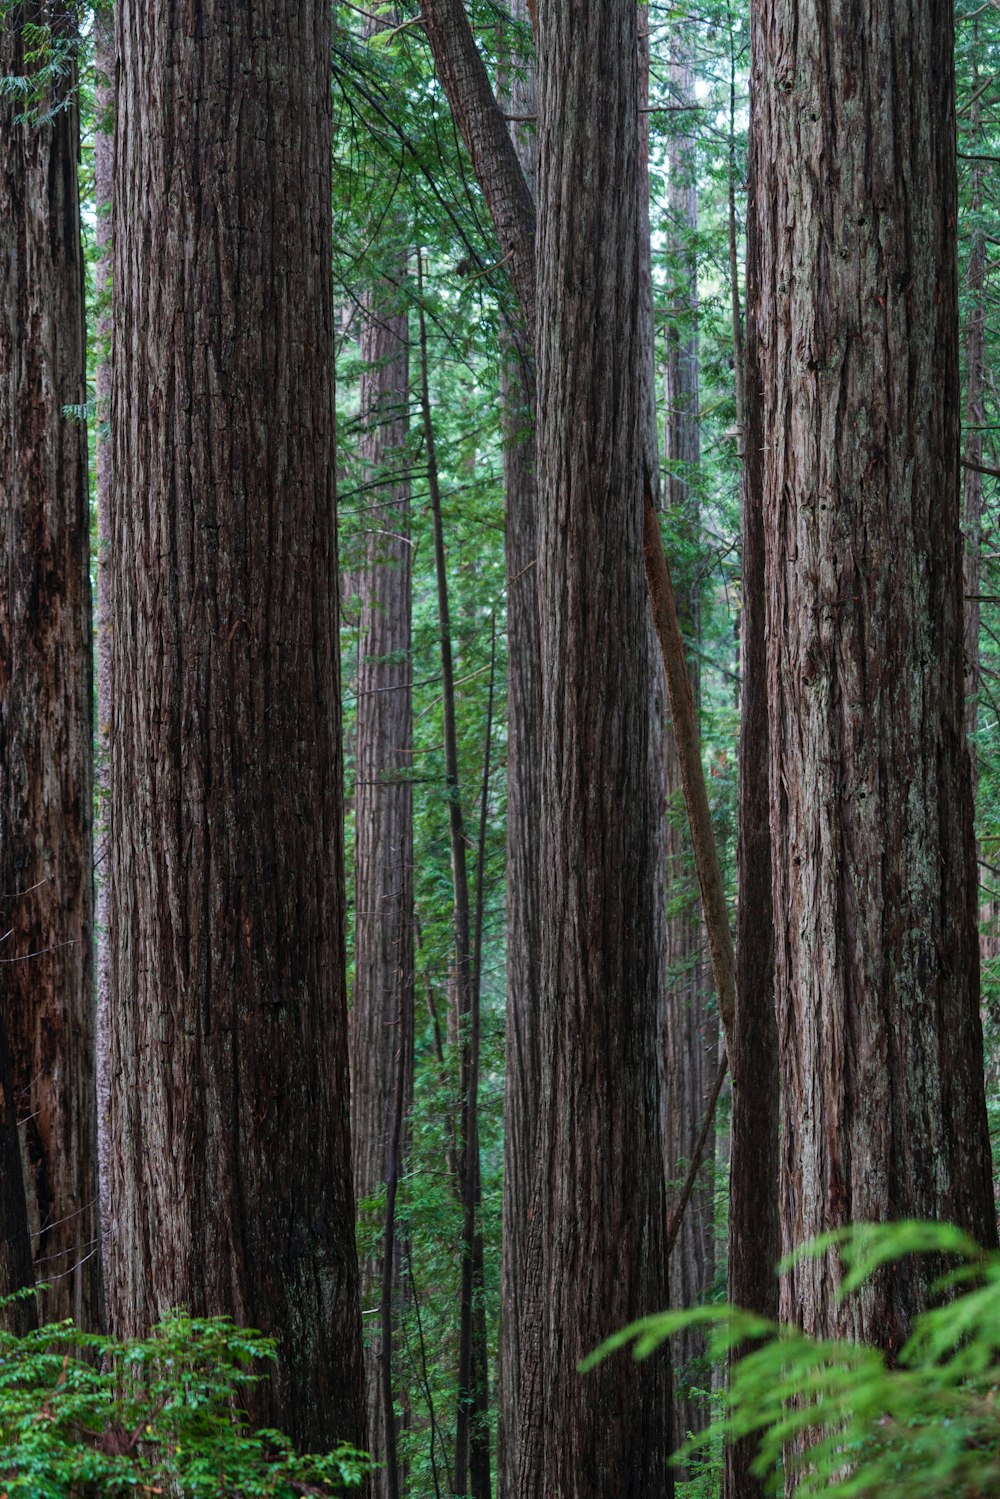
0,2 -> 100,1331
724,100 -> 779,1496
418,0 -> 536,345
750,0 -> 998,1354
107,0 -> 364,1448
0,1005 -> 35,1334
515,2 -> 673,1490
93,0 -> 114,1294
351,247 -> 413,1497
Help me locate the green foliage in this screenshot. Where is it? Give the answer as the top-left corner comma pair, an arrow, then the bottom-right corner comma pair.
0,1303 -> 367,1498
584,1221 -> 1000,1498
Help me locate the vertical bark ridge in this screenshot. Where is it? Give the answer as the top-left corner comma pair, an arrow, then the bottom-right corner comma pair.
749,0 -> 997,1357
351,244 -> 414,1495
515,2 -> 673,1490
108,0 -> 364,1447
0,2 -> 100,1331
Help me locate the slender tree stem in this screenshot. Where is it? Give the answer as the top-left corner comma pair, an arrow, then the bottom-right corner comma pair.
417,252 -> 479,1498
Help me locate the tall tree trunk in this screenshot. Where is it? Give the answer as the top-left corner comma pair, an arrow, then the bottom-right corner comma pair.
514,2 -> 672,1490
962,45 -> 985,766
724,82 -> 779,1493
497,7 -> 541,1490
93,1 -> 115,1300
750,0 -> 998,1359
351,241 -> 413,1498
661,37 -> 716,1454
416,268 -> 488,1499
107,0 -> 365,1449
0,2 -> 100,1332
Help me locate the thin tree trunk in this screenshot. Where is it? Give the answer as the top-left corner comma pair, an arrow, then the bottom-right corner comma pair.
724,85 -> 778,1492
750,0 -> 998,1370
417,0 -> 536,345
469,623 -> 497,1499
416,263 -> 484,1499
496,9 -> 541,1492
661,34 -> 716,1454
107,0 -> 364,1448
0,1 -> 100,1331
349,43 -> 414,1475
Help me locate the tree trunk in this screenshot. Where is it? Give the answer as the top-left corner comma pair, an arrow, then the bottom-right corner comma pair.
107,0 -> 365,1449
351,242 -> 413,1497
0,1004 -> 35,1334
513,2 -> 673,1490
418,0 -> 536,346
416,267 -> 487,1499
0,2 -> 100,1332
497,8 -> 541,1490
962,46 -> 985,764
724,77 -> 779,1491
93,1 -> 115,1302
750,0 -> 998,1358
660,36 -> 717,1457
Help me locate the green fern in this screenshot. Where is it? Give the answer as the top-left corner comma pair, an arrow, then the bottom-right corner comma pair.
583,1220 -> 1000,1497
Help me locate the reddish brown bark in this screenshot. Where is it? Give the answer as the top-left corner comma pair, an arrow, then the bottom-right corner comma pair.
107,0 -> 364,1448
351,250 -> 413,1497
724,149 -> 779,1499
0,2 -> 100,1331
512,2 -> 672,1490
750,0 -> 997,1355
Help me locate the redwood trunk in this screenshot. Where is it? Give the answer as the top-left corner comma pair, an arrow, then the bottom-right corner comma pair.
0,2 -> 100,1331
94,3 -> 115,1287
107,0 -> 364,1448
351,253 -> 413,1497
724,98 -> 779,1493
750,0 -> 997,1353
514,3 -> 672,1490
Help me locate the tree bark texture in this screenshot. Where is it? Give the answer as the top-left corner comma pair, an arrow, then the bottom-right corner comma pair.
962,56 -> 984,759
661,41 -> 716,1453
351,252 -> 413,1497
108,0 -> 365,1448
0,3 -> 100,1331
724,84 -> 779,1494
418,0 -> 537,346
0,1004 -> 35,1333
514,3 -> 673,1491
750,0 -> 998,1353
93,2 -> 115,1291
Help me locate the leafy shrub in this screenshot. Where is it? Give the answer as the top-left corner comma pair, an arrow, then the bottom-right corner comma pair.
0,1301 -> 368,1497
584,1220 -> 1000,1497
